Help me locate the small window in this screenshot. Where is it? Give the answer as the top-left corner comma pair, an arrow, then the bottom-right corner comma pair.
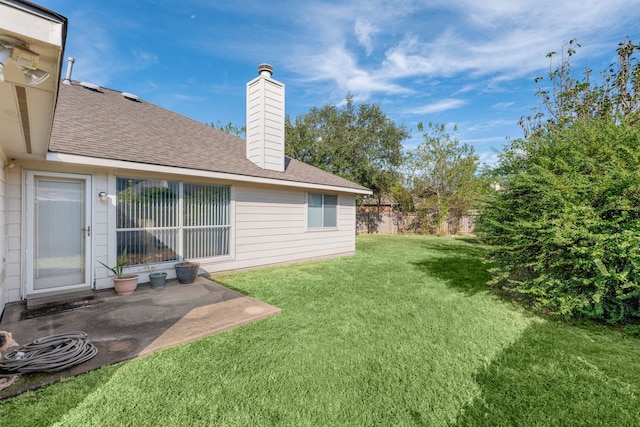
308,193 -> 338,229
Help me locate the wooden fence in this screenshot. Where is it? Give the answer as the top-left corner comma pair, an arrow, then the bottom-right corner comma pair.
356,211 -> 477,235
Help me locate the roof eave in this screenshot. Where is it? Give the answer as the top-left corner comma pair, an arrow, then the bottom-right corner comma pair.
46,152 -> 373,195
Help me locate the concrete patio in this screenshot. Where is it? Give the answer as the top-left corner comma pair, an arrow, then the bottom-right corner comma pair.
0,277 -> 281,399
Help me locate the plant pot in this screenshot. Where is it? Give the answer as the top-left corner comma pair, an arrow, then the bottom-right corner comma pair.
149,272 -> 167,289
175,262 -> 200,284
113,275 -> 138,296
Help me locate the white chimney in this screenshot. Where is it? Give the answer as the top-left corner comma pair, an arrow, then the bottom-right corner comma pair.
246,63 -> 285,172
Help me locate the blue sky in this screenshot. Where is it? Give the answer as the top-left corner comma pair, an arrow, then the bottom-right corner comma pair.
37,0 -> 640,166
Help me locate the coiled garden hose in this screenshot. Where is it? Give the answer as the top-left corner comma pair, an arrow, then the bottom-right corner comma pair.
0,331 -> 98,375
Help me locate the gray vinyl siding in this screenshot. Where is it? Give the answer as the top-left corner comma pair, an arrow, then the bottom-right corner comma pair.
1,162 -> 358,305
0,157 -> 6,314
231,185 -> 355,268
5,166 -> 21,304
246,76 -> 285,172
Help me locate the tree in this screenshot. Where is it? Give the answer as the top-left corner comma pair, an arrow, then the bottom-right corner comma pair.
209,120 -> 245,137
389,183 -> 415,234
285,95 -> 409,197
520,38 -> 640,136
405,122 -> 483,234
478,39 -> 640,323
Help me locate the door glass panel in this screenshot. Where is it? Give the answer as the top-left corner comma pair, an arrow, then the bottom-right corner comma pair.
34,178 -> 85,290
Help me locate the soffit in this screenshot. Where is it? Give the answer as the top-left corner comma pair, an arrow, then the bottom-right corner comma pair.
0,1 -> 65,160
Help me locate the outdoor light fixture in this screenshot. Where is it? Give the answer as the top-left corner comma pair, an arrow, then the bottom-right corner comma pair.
0,35 -> 50,87
98,192 -> 108,202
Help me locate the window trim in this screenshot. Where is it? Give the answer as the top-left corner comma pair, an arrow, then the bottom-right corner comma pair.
307,192 -> 339,230
115,177 -> 232,266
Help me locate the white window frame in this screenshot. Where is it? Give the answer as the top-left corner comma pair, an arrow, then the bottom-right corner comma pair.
307,192 -> 338,230
115,177 -> 231,265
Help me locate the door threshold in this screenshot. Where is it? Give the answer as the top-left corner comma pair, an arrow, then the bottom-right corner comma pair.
26,288 -> 94,311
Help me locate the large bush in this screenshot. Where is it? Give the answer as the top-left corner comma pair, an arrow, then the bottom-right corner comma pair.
478,40 -> 640,323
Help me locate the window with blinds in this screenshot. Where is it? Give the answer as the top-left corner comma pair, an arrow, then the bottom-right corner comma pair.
183,183 -> 230,259
116,178 -> 230,265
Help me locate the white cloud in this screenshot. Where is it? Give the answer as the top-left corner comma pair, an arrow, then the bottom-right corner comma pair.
381,34 -> 439,78
492,102 -> 515,110
478,150 -> 500,167
409,99 -> 466,115
283,0 -> 639,100
354,19 -> 378,55
295,45 -> 412,98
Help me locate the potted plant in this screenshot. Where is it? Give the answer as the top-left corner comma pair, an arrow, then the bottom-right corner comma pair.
99,248 -> 138,296
174,261 -> 200,284
145,263 -> 167,289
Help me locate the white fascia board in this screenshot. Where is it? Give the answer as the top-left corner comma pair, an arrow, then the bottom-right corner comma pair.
46,152 -> 373,195
0,2 -> 65,47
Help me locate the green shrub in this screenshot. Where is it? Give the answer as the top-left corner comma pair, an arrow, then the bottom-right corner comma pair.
478,119 -> 640,322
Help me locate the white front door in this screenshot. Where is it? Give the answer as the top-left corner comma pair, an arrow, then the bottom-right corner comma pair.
26,171 -> 92,294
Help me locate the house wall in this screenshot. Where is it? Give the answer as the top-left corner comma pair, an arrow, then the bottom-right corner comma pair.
100,174 -> 357,284
3,160 -> 111,301
201,184 -> 356,272
5,165 -> 21,305
0,148 -> 7,316
2,161 -> 358,304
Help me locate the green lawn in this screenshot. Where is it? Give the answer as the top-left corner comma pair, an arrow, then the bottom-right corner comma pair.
1,235 -> 639,426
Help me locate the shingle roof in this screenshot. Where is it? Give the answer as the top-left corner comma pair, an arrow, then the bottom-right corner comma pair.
49,81 -> 370,193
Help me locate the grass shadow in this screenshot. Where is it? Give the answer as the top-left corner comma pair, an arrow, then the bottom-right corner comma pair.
411,240 -> 491,296
0,362 -> 123,424
454,319 -> 640,426
207,277 -> 251,297
412,256 -> 491,296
